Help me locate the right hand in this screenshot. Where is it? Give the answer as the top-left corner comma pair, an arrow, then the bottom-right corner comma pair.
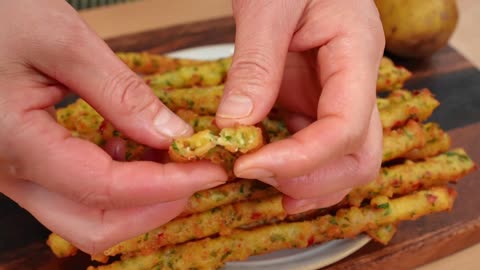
0,0 -> 227,254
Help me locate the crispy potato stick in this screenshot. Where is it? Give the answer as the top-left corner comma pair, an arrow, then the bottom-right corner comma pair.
377,57 -> 412,91
104,195 -> 286,257
90,187 -> 454,270
348,148 -> 476,206
145,58 -> 231,89
46,233 -> 78,258
380,89 -> 440,130
184,180 -> 277,216
175,109 -> 219,133
56,99 -> 105,144
116,52 -> 206,75
169,126 -> 263,162
382,120 -> 425,162
366,224 -> 398,245
154,85 -> 223,115
404,122 -> 451,160
261,118 -> 290,142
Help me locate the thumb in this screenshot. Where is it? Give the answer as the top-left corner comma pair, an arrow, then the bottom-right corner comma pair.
22,4 -> 191,149
215,0 -> 304,127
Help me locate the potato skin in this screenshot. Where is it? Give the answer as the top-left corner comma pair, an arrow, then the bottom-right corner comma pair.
375,0 -> 458,58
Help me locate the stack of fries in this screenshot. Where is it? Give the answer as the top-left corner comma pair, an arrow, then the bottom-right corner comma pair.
47,51 -> 477,270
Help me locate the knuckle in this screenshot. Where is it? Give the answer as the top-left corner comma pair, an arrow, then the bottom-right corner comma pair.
101,70 -> 157,116
228,50 -> 274,93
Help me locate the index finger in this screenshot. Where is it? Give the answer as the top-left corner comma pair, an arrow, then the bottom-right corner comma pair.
235,29 -> 384,180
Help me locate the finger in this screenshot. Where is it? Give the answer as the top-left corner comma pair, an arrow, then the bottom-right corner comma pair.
215,0 -> 305,127
283,188 -> 350,215
0,178 -> 186,254
235,21 -> 384,180
7,111 -> 228,209
274,109 -> 382,199
11,1 -> 191,148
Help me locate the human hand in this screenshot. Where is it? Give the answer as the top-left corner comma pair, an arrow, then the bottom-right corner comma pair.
216,0 -> 385,213
0,0 -> 227,254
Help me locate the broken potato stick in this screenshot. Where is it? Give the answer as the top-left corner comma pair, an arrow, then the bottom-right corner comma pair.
116,52 -> 207,75
380,89 -> 440,130
144,58 -> 231,89
90,187 -> 454,270
404,122 -> 451,160
348,148 -> 476,206
154,85 -> 223,115
104,196 -> 286,257
46,233 -> 78,259
169,126 -> 263,162
366,224 -> 398,245
377,57 -> 412,91
175,109 -> 219,133
382,120 -> 425,162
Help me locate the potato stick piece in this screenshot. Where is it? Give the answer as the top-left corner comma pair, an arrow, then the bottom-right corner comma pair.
56,99 -> 105,144
377,57 -> 412,91
169,126 -> 263,161
184,180 -> 277,216
46,233 -> 78,258
404,122 -> 451,160
217,126 -> 264,153
154,85 -> 223,115
145,58 -> 231,89
91,187 -> 454,270
175,109 -> 219,133
380,89 -> 440,130
348,148 -> 476,206
382,120 -> 425,162
261,118 -> 290,142
104,195 -> 286,257
366,224 -> 398,245
116,52 -> 207,75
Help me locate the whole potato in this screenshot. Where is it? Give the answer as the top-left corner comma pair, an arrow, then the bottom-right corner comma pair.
375,0 -> 458,58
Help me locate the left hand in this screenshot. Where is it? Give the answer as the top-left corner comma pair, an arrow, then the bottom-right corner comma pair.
215,0 -> 385,213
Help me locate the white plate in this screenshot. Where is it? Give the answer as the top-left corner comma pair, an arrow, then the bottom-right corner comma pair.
166,43 -> 371,270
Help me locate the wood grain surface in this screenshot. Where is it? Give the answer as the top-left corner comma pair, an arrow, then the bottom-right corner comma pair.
0,17 -> 479,270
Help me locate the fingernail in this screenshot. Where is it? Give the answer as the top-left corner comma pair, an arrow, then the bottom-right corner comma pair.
259,177 -> 279,187
154,109 -> 191,138
290,200 -> 317,214
236,168 -> 276,183
216,94 -> 253,119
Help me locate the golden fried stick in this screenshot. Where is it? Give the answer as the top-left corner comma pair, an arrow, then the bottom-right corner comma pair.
116,52 -> 206,75
404,122 -> 451,160
366,224 -> 398,245
347,148 -> 476,206
377,57 -> 412,91
382,120 -> 425,162
175,109 -> 219,133
90,187 -> 454,270
261,118 -> 290,142
380,89 -> 440,130
104,195 -> 286,257
184,180 -> 277,216
145,58 -> 232,89
154,85 -> 223,115
46,233 -> 78,258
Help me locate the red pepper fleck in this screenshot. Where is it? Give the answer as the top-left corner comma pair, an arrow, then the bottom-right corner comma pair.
307,236 -> 315,246
98,120 -> 108,134
427,194 -> 437,204
392,179 -> 400,187
145,79 -> 151,84
157,233 -> 165,244
251,212 -> 262,220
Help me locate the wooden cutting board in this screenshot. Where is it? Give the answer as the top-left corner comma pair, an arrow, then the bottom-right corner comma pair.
0,17 -> 479,270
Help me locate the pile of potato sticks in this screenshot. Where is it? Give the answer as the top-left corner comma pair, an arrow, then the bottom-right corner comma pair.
47,51 -> 477,270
